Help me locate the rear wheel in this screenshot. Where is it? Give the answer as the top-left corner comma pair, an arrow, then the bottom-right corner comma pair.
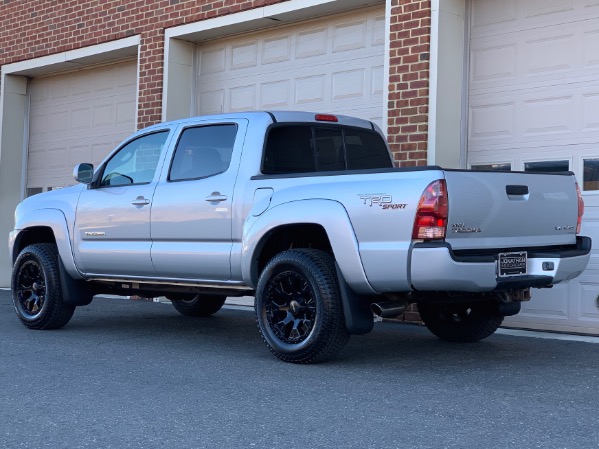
418,302 -> 503,342
11,243 -> 75,330
255,249 -> 349,364
169,294 -> 226,317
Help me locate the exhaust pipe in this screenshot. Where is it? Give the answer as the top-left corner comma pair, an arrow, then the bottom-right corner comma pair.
371,301 -> 407,318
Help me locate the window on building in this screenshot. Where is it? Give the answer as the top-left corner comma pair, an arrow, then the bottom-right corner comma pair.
470,163 -> 511,171
524,160 -> 569,173
583,159 -> 599,192
26,187 -> 43,197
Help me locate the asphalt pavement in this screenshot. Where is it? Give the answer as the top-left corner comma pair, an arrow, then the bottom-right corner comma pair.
1,289 -> 599,449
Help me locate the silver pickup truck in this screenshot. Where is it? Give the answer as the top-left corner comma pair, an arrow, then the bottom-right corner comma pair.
8,111 -> 591,363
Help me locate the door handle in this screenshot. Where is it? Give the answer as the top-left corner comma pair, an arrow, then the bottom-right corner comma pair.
131,197 -> 150,206
205,193 -> 227,203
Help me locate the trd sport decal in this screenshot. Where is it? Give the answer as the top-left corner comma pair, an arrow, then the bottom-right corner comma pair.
359,194 -> 407,210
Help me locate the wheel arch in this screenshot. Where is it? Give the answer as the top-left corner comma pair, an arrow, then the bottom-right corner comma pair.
242,199 -> 375,295
10,209 -> 83,280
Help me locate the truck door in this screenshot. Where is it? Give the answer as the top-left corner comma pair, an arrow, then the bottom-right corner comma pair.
73,130 -> 172,276
150,119 -> 247,281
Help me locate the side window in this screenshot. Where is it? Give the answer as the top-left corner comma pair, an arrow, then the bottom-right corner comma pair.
169,124 -> 237,181
100,131 -> 169,187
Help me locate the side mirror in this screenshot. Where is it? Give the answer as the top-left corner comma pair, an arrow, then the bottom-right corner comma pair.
73,163 -> 94,184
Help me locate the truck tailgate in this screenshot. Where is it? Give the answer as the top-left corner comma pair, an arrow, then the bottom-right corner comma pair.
443,170 -> 579,250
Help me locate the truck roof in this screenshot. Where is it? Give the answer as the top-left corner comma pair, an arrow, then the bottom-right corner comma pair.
144,110 -> 375,131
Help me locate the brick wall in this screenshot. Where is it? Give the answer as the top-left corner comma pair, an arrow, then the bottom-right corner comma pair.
387,0 -> 431,168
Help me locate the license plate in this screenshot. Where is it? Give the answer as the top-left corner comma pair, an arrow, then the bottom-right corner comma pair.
498,251 -> 527,277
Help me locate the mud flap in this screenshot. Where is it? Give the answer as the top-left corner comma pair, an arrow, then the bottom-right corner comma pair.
335,263 -> 375,335
59,257 -> 94,306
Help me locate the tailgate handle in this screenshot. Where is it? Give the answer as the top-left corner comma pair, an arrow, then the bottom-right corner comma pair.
506,185 -> 528,195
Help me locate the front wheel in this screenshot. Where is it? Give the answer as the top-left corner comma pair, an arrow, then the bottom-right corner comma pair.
169,294 -> 226,317
417,302 -> 503,342
255,249 -> 349,364
11,243 -> 75,330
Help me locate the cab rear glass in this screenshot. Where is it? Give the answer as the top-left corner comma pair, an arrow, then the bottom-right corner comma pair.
262,124 -> 392,174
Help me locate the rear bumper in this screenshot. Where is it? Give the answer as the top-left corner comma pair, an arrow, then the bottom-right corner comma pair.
409,236 -> 591,292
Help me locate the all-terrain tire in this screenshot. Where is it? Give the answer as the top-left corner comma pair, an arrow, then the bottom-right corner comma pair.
255,249 -> 350,364
170,295 -> 226,317
11,243 -> 76,330
417,302 -> 503,343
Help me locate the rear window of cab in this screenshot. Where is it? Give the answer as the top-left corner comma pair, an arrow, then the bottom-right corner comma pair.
262,124 -> 392,175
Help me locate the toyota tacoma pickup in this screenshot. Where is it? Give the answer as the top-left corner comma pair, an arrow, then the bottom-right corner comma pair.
8,111 -> 591,363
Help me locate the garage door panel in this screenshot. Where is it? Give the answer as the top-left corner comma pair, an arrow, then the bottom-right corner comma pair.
525,0 -> 574,18
471,0 -> 517,29
260,80 -> 290,108
296,28 -> 328,58
524,33 -> 576,77
71,107 -> 92,130
197,6 -> 385,127
229,85 -> 256,112
28,60 -> 137,191
333,20 -> 367,51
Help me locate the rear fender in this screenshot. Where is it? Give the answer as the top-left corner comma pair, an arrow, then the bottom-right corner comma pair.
242,199 -> 375,295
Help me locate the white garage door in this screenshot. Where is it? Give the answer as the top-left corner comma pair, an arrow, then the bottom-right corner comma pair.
195,6 -> 385,128
27,60 -> 137,194
467,0 -> 599,333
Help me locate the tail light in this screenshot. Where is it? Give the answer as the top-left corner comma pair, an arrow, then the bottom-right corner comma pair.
412,179 -> 448,240
576,182 -> 584,234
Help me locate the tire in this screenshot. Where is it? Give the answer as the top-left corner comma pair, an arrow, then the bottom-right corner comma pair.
417,302 -> 503,343
255,249 -> 350,364
169,294 -> 226,317
11,243 -> 75,330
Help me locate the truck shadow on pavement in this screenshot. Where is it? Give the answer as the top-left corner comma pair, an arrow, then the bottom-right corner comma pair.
56,296 -> 592,372
3,294 -> 597,375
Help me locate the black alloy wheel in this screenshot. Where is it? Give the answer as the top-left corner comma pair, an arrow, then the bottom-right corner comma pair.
15,259 -> 47,319
263,269 -> 317,345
